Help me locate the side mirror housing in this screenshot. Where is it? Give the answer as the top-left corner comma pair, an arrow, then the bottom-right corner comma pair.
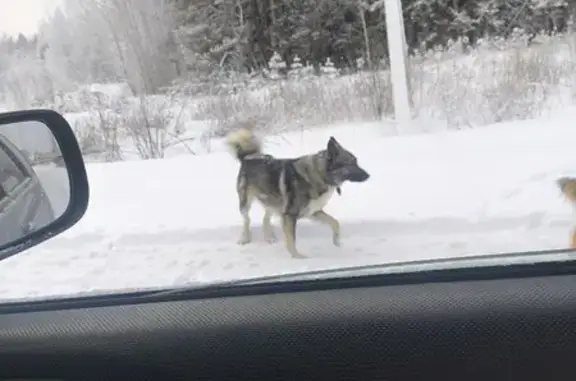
0,109 -> 89,261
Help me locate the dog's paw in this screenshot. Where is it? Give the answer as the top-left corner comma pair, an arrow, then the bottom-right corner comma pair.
332,235 -> 341,247
264,233 -> 278,244
287,247 -> 306,259
237,237 -> 251,245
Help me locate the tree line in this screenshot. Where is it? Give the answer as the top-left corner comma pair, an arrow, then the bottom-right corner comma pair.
173,0 -> 571,74
0,0 -> 571,103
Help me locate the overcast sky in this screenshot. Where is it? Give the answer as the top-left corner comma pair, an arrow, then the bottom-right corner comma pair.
0,0 -> 62,37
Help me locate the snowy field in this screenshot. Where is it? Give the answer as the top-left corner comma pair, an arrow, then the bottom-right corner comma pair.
0,107 -> 574,301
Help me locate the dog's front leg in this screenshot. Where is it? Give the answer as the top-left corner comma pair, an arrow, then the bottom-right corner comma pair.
262,210 -> 277,243
282,214 -> 305,258
238,209 -> 252,245
237,186 -> 253,245
311,210 -> 341,247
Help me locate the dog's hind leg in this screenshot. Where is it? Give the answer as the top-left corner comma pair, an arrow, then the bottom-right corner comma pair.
262,209 -> 277,243
282,214 -> 305,258
310,210 -> 341,247
237,183 -> 254,245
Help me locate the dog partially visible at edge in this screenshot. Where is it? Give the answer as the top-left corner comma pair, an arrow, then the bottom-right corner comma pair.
556,176 -> 576,249
226,128 -> 370,259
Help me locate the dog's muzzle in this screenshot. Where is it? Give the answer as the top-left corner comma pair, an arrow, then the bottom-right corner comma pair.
347,167 -> 370,182
331,166 -> 370,183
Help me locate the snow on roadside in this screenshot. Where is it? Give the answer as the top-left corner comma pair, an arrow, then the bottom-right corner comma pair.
0,110 -> 574,300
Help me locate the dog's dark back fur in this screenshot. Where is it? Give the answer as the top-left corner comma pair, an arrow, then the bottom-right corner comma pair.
227,128 -> 368,213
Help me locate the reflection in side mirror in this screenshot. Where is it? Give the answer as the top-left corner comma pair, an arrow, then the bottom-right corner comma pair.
0,121 -> 68,247
0,110 -> 89,260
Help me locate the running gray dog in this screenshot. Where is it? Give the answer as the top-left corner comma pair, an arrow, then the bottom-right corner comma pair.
226,128 -> 370,258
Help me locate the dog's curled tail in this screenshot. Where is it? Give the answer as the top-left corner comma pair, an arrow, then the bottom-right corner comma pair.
226,128 -> 262,161
557,176 -> 576,202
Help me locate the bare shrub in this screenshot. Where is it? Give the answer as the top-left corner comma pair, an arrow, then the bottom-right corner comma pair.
65,91 -> 125,162
190,32 -> 574,136
64,87 -> 200,161
193,71 -> 394,137
411,36 -> 572,127
70,111 -> 123,162
120,94 -> 196,159
51,32 -> 576,163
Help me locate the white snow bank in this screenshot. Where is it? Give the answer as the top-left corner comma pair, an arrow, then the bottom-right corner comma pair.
0,109 -> 575,300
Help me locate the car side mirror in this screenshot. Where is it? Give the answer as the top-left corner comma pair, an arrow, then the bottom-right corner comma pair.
0,109 -> 88,261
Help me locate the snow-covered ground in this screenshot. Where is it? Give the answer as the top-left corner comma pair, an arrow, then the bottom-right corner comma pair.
0,108 -> 575,301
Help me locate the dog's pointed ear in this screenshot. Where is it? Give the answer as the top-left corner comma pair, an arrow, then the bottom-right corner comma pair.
327,136 -> 342,157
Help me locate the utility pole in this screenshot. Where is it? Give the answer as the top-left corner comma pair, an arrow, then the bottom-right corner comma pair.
384,0 -> 411,126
